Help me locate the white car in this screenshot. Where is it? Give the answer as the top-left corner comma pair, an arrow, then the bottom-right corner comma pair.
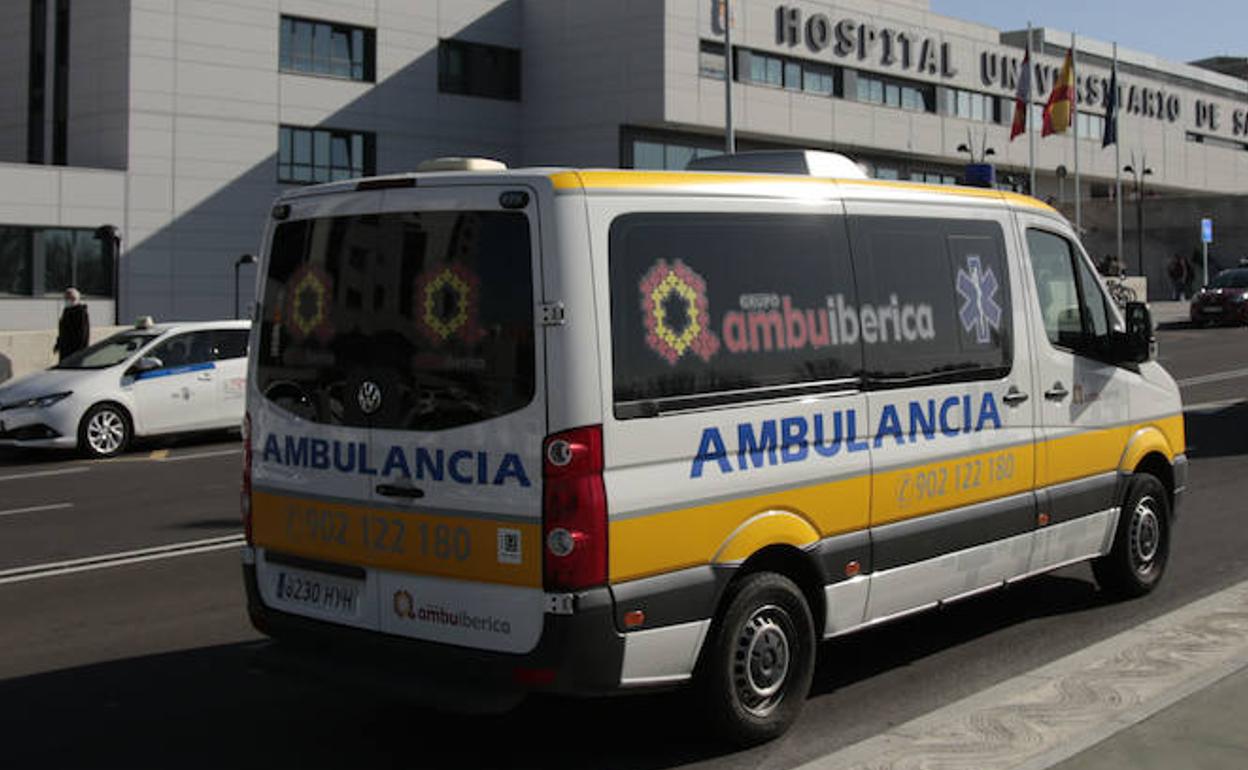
0,320 -> 250,458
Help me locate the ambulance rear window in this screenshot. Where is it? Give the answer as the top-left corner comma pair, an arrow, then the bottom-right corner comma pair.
255,211 -> 535,430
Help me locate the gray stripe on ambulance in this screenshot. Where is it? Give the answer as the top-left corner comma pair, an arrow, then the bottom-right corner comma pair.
1040,471 -> 1122,526
871,491 -> 1036,572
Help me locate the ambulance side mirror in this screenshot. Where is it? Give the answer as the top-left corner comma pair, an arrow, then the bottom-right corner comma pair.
1117,302 -> 1153,364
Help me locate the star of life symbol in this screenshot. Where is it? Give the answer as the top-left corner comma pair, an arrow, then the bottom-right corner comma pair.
956,255 -> 1002,344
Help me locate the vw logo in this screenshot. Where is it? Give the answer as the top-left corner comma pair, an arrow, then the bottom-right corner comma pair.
357,380 -> 383,415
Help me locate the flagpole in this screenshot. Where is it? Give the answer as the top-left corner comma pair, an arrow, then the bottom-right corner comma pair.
723,0 -> 735,154
1027,22 -> 1036,196
1072,31 -> 1081,233
1114,42 -> 1124,272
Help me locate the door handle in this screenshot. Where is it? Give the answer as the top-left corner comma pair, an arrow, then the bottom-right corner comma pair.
1044,382 -> 1070,401
1003,387 -> 1029,406
376,484 -> 425,499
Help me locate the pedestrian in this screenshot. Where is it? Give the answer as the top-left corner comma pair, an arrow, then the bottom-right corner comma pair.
54,287 -> 90,363
1168,253 -> 1186,300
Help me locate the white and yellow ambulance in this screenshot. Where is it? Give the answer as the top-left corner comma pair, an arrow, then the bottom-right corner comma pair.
241,152 -> 1186,744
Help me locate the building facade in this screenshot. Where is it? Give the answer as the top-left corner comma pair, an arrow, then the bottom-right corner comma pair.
1,0 -> 1246,329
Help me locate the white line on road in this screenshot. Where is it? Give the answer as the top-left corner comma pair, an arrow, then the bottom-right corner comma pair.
0,467 -> 90,482
1178,366 -> 1248,388
0,534 -> 246,586
0,502 -> 74,519
157,448 -> 241,462
1184,397 -> 1248,414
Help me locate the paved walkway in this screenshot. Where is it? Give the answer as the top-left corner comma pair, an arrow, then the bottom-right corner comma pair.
1051,665 -> 1248,770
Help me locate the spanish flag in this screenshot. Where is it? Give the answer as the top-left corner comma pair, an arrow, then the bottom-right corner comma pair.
1042,49 -> 1075,136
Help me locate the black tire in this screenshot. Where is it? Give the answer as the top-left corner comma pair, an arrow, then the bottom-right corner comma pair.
78,403 -> 132,459
1092,473 -> 1171,598
696,572 -> 815,747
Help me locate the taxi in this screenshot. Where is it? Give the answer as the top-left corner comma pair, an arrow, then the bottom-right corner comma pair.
0,319 -> 250,458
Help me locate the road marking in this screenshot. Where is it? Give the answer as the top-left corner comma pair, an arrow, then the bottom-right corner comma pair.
1178,366 -> 1248,388
798,580 -> 1248,770
0,467 -> 90,482
158,448 -> 240,462
149,449 -> 170,460
1184,397 -> 1248,414
0,502 -> 73,519
0,534 -> 245,586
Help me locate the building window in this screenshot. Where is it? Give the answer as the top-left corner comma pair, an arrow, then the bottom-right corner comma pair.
699,40 -> 725,80
1075,112 -> 1106,139
279,16 -> 375,81
944,87 -> 998,123
630,139 -> 722,170
27,0 -> 47,164
278,126 -> 375,183
1186,131 -> 1248,151
856,72 -> 933,112
51,0 -> 68,165
0,226 -> 112,297
909,170 -> 959,186
438,39 -> 521,101
731,47 -> 841,96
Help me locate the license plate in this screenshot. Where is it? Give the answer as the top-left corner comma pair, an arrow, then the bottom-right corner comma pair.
273,569 -> 361,616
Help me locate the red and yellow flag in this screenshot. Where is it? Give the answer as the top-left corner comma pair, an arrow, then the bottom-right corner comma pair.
1042,49 -> 1075,136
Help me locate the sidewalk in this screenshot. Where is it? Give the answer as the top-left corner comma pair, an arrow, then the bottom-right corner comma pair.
1051,664 -> 1248,770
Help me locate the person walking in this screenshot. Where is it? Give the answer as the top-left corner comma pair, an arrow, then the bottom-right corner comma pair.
1168,253 -> 1187,301
54,288 -> 90,363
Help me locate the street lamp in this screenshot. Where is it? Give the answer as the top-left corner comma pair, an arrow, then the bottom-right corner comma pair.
234,253 -> 257,320
93,225 -> 121,324
1123,153 -> 1154,276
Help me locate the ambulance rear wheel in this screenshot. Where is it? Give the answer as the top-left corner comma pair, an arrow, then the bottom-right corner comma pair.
1092,473 -> 1171,598
698,572 -> 815,746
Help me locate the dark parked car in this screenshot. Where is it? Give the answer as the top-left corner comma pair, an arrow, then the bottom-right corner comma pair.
1190,268 -> 1248,326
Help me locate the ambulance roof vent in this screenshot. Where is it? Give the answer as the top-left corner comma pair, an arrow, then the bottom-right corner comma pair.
416,156 -> 508,173
686,150 -> 868,180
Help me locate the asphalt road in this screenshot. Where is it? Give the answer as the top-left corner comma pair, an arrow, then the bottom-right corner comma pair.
1,324 -> 1245,770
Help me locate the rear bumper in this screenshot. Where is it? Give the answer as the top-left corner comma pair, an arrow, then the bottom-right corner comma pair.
243,563 -> 627,704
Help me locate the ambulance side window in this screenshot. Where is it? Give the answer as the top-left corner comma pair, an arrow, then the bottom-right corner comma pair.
608,213 -> 862,417
848,216 -> 1013,386
1025,229 -> 1114,358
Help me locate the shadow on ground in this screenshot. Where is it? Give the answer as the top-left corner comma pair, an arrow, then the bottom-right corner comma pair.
1184,402 -> 1248,460
0,428 -> 237,466
0,571 -> 1112,770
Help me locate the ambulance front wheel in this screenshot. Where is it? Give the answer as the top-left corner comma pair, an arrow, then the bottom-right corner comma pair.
697,571 -> 815,746
1092,473 -> 1171,598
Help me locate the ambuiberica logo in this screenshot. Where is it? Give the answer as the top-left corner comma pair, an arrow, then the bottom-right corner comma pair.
637,257 -> 1005,366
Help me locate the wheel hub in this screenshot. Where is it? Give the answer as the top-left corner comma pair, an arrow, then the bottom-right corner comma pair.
1130,496 -> 1160,571
88,411 -> 124,454
734,605 -> 791,716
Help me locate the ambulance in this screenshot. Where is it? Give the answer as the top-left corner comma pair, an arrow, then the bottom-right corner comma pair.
241,152 -> 1185,744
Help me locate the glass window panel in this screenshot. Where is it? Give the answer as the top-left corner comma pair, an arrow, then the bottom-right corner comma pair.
699,47 -> 725,79
293,165 -> 312,182
633,140 -> 664,169
42,229 -> 74,293
279,18 -> 293,69
74,233 -> 109,297
784,61 -> 801,90
971,93 -> 984,121
331,135 -> 349,168
885,83 -> 900,106
875,167 -> 899,180
313,130 -> 330,168
856,76 -> 871,101
766,57 -> 782,86
293,129 -> 311,164
293,20 -> 312,67
870,79 -> 883,102
664,144 -> 695,171
278,127 -> 291,164
330,30 -> 351,77
351,133 -> 364,171
313,23 -> 332,73
0,227 -> 32,296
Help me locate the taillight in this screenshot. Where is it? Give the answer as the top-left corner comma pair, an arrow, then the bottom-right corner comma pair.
542,425 -> 607,591
241,412 -> 253,545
